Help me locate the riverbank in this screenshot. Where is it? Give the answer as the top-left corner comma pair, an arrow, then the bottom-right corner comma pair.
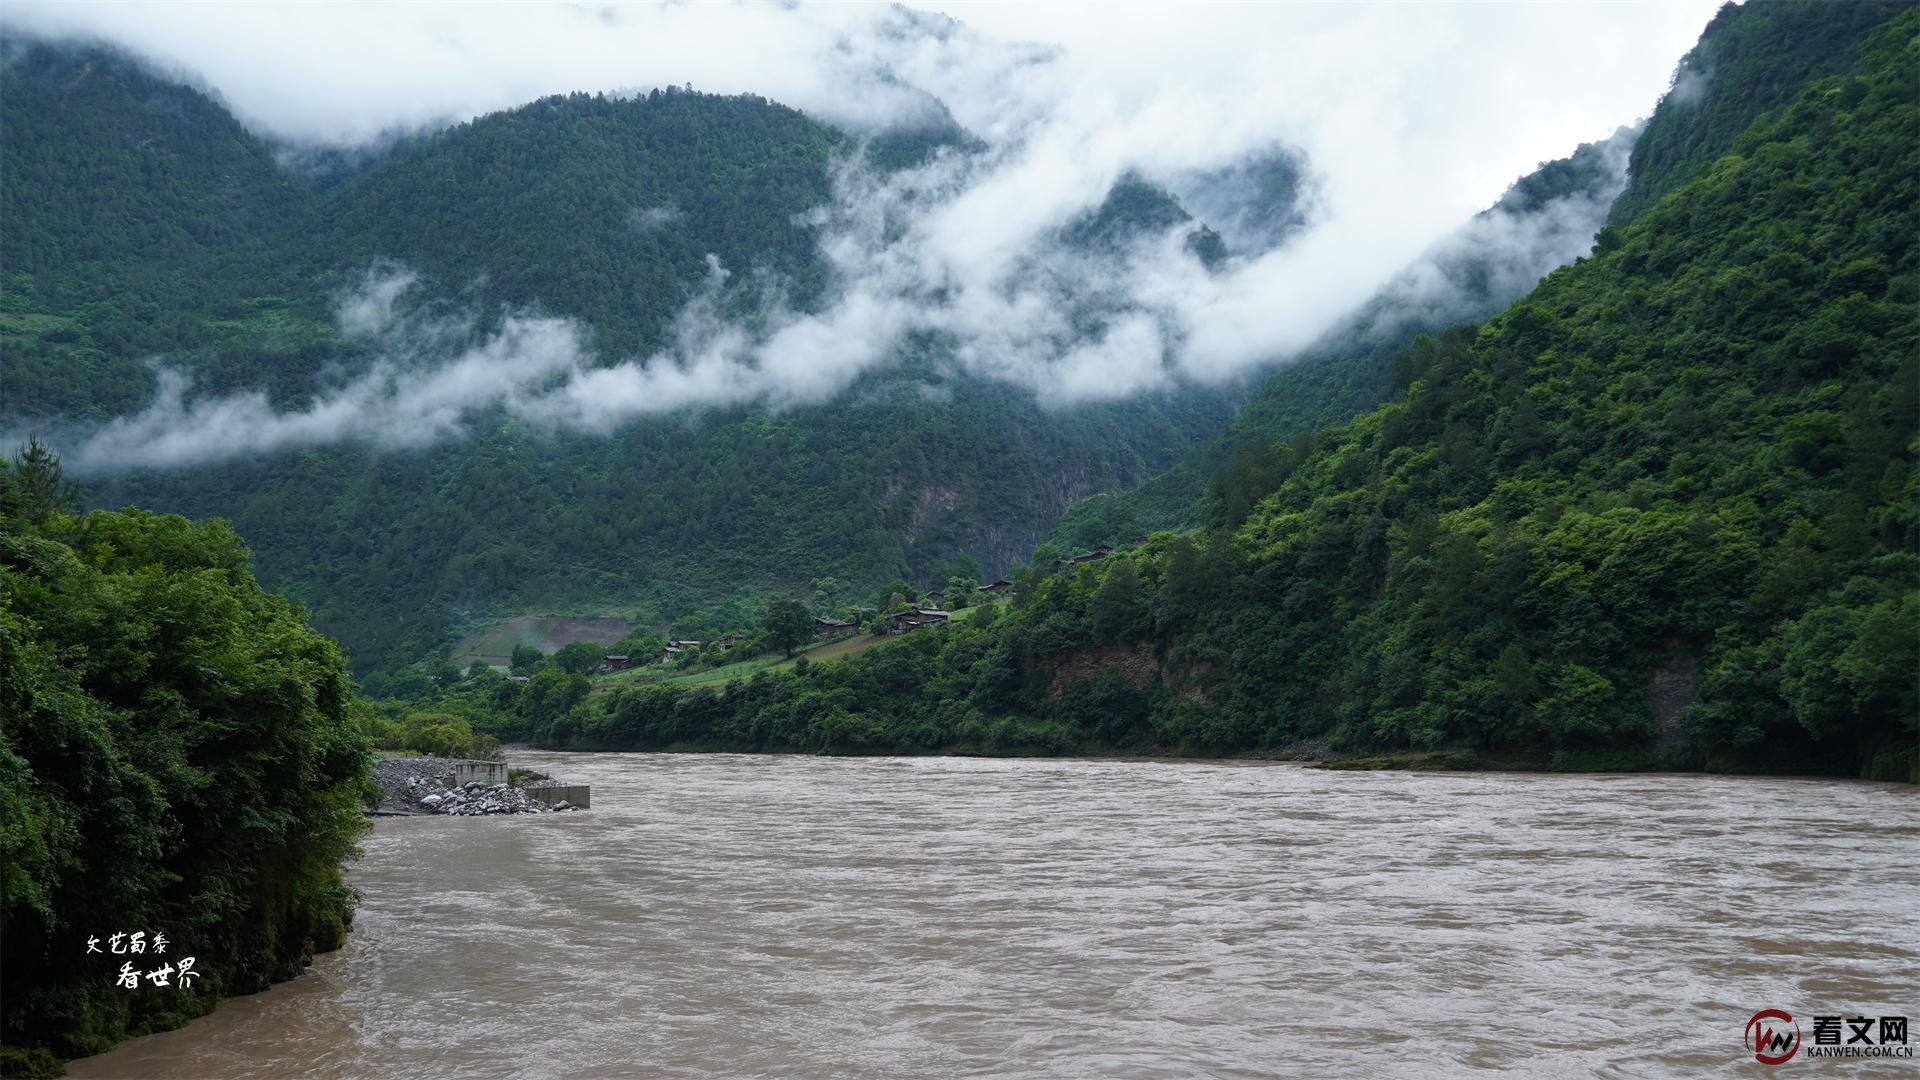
369,756 -> 587,816
519,740 -> 1916,782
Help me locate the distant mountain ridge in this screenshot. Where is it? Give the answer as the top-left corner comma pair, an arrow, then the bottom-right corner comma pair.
0,38 -> 1242,672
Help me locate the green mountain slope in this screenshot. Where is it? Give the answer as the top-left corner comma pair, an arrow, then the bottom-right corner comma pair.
0,43 -> 310,415
1607,0 -> 1908,225
309,88 -> 841,358
523,6 -> 1917,781
87,375 -> 1228,673
1,43 -> 1236,672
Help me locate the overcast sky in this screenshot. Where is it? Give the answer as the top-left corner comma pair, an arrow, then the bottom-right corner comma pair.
6,1 -> 1727,466
8,1 -> 1717,215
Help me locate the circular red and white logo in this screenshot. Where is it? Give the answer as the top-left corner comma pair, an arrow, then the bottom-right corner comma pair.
1745,1009 -> 1801,1066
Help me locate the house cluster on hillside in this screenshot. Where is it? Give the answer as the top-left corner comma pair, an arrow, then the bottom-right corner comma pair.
1060,545 -> 1115,569
885,609 -> 950,635
814,616 -> 858,639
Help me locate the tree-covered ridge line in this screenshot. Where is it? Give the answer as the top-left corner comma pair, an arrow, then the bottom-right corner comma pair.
1,40 -> 846,418
0,444 -> 375,1074
1605,0 -> 1909,227
400,7 -> 1917,782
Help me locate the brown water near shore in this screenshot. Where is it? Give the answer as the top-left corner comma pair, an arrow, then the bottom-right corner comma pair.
67,753 -> 1919,1078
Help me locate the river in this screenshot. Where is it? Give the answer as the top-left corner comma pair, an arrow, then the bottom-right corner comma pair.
67,753 -> 1919,1078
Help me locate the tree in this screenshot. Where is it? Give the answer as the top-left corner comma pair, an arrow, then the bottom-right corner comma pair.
509,644 -> 545,675
519,667 -> 590,732
552,641 -> 606,675
944,576 -> 975,609
871,581 -> 917,613
943,553 -> 982,588
763,597 -> 813,658
611,631 -> 667,659
11,438 -> 73,521
1091,559 -> 1147,641
0,469 -> 371,1065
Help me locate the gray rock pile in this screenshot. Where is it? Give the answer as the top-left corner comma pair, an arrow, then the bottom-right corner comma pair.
408,775 -> 579,816
370,756 -> 581,816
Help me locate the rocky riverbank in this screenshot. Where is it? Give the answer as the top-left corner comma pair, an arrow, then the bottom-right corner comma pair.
371,756 -> 583,816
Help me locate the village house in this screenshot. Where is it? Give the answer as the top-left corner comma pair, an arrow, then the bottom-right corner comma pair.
978,579 -> 1012,595
1064,545 -> 1115,567
599,654 -> 634,673
658,640 -> 701,664
814,616 -> 858,639
886,608 -> 950,635
924,590 -> 944,608
713,632 -> 744,653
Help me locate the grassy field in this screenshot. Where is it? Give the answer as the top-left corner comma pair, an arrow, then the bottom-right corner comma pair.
452,614 -> 634,668
588,601 -> 1004,695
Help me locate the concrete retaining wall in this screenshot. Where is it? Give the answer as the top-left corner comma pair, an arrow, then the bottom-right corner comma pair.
524,784 -> 590,809
450,760 -> 507,787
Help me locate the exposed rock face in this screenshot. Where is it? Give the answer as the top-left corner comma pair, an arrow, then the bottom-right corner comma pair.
1024,642 -> 1212,706
1645,648 -> 1699,754
1037,643 -> 1162,703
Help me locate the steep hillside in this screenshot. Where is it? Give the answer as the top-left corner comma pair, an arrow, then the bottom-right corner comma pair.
1607,0 -> 1908,225
519,6 -> 1917,781
0,43 -> 311,415
89,373 -> 1228,672
309,88 -> 842,357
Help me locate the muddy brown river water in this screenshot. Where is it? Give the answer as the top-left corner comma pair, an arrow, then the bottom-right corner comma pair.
67,753 -> 1918,1078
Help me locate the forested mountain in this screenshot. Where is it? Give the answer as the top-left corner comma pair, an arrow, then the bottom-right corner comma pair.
0,44 -> 311,415
310,89 -> 842,358
497,4 -> 1915,781
1606,0 -> 1909,225
1,40 -> 1236,672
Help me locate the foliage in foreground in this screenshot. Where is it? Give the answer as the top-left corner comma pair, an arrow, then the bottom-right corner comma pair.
0,448 -> 374,1073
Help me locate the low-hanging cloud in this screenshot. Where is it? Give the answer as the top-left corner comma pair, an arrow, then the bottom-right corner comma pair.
7,1 -> 1718,471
